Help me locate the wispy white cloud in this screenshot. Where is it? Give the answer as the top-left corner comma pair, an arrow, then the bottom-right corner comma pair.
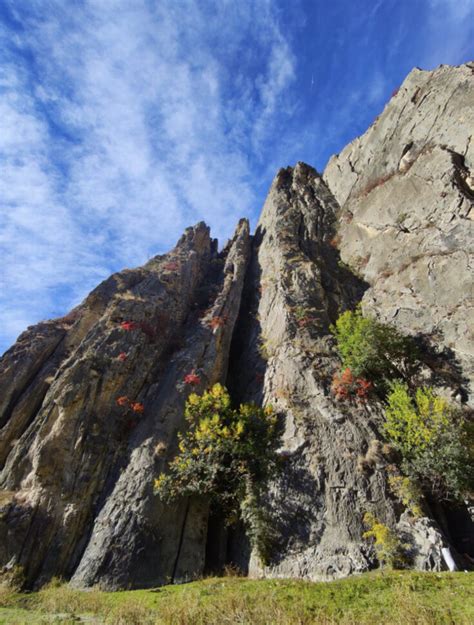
422,0 -> 474,66
1,0 -> 471,355
0,0 -> 295,352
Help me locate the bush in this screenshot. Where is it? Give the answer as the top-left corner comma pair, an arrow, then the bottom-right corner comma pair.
387,474 -> 424,518
331,307 -> 416,390
384,383 -> 473,500
331,367 -> 372,401
363,512 -> 408,569
154,384 -> 281,562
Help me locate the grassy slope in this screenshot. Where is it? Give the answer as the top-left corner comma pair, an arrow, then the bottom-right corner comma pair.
0,571 -> 473,625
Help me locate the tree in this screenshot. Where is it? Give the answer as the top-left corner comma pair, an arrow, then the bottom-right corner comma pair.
384,383 -> 473,500
330,306 -> 417,392
154,384 -> 282,562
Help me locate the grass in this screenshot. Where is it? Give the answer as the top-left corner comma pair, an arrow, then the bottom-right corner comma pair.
0,570 -> 473,624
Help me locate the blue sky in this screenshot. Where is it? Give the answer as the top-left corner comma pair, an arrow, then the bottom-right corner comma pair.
1,0 -> 473,354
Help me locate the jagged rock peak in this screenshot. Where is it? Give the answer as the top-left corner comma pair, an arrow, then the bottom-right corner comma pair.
324,62 -> 474,206
1,63 -> 472,591
174,221 -> 214,254
258,161 -> 340,250
0,218 -> 251,589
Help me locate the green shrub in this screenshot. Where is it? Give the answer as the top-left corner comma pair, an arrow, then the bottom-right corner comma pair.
384,383 -> 473,500
363,512 -> 408,569
387,474 -> 424,518
330,306 -> 416,389
154,384 -> 281,562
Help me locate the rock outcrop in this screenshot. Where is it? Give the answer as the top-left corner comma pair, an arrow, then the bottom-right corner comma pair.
0,220 -> 250,588
324,63 -> 474,404
228,163 -> 401,580
0,63 -> 472,589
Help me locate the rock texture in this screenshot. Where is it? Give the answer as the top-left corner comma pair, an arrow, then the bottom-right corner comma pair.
0,63 -> 472,589
0,220 -> 250,588
228,163 -> 402,580
324,63 -> 474,404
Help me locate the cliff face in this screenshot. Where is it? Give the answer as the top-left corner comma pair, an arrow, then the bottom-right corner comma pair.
0,63 -> 472,588
228,163 -> 400,580
324,63 -> 474,403
0,221 -> 250,588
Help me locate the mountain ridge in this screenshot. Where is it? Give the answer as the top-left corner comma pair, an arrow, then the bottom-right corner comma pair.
0,62 -> 472,588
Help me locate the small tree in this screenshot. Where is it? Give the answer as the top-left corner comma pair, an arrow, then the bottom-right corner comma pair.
331,306 -> 416,391
384,383 -> 473,500
154,384 -> 281,563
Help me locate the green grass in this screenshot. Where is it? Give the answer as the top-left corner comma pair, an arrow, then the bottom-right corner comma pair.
0,570 -> 473,624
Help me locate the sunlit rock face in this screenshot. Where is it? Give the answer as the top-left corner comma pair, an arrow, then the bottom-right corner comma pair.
324,62 -> 474,404
0,63 -> 472,589
227,162 -> 403,581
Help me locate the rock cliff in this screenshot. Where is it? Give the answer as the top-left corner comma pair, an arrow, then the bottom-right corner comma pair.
0,63 -> 472,588
0,221 -> 251,588
324,63 -> 474,403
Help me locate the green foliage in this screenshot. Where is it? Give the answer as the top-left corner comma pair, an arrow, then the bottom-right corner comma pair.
331,306 -> 416,389
154,384 -> 281,562
363,512 -> 408,569
384,383 -> 473,500
387,474 -> 424,518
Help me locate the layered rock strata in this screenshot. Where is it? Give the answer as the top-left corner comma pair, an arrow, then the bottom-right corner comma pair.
324,62 -> 474,403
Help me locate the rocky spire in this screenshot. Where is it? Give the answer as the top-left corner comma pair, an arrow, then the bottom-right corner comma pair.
1,63 -> 472,589
0,220 -> 250,588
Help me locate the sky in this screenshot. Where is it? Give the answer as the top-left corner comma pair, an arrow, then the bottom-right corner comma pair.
1,0 -> 473,354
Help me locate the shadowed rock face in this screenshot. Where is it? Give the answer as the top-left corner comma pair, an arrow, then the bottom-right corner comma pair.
0,63 -> 472,589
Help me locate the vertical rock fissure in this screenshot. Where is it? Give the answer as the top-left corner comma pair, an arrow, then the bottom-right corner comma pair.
172,497 -> 191,582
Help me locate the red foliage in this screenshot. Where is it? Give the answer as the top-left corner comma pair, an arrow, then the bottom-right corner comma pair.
121,321 -> 139,331
391,87 -> 399,98
331,368 -> 372,402
163,261 -> 180,272
208,315 -> 228,330
356,378 -> 373,399
329,235 -> 341,249
116,396 -> 130,407
117,352 -> 128,361
130,402 -> 145,414
184,371 -> 201,385
297,316 -> 313,328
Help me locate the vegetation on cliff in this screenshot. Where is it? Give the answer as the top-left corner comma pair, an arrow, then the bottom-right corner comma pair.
384,383 -> 473,501
154,383 -> 281,562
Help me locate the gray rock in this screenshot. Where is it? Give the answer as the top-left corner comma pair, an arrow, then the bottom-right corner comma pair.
324,62 -> 474,404
228,163 -> 399,581
0,220 -> 250,588
1,63 -> 472,589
